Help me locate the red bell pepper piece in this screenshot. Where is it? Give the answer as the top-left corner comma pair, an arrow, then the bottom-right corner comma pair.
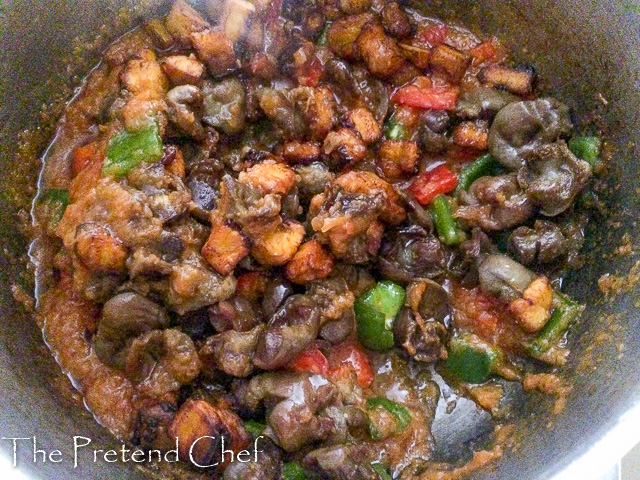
326,341 -> 374,389
287,346 -> 329,376
392,85 -> 460,111
409,165 -> 458,205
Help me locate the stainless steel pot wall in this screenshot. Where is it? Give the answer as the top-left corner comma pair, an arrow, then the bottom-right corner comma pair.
1,1 -> 639,479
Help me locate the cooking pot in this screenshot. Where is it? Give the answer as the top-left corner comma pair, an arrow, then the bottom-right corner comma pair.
1,1 -> 639,479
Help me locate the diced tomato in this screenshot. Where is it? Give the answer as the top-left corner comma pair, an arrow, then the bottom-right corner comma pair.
409,165 -> 458,205
72,141 -> 101,178
287,346 -> 329,376
417,24 -> 448,46
392,85 -> 460,111
298,56 -> 323,87
326,341 -> 374,389
470,39 -> 504,65
450,284 -> 526,354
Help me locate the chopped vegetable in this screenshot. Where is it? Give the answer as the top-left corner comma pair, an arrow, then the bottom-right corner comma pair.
430,194 -> 462,246
326,341 -> 374,388
316,22 -> 331,45
371,463 -> 393,480
392,85 -> 460,111
384,118 -> 409,140
36,189 -> 69,232
455,154 -> 503,193
366,396 -> 412,431
409,165 -> 458,206
244,420 -> 266,438
527,292 -> 584,357
446,334 -> 501,383
287,346 -> 330,376
568,136 -> 601,167
102,123 -> 163,177
283,462 -> 308,480
355,281 -> 406,351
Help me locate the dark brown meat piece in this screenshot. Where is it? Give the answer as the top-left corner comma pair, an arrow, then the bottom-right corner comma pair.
126,162 -> 192,223
310,185 -> 385,263
202,77 -> 246,134
307,277 -> 356,325
253,295 -> 321,370
209,295 -> 263,333
236,372 -> 339,451
319,309 -> 356,344
200,324 -> 265,378
94,292 -> 170,370
394,281 -> 450,363
124,329 -> 201,398
262,277 -> 294,319
456,174 -> 534,231
216,175 -> 283,238
323,128 -> 367,168
489,98 -> 573,170
258,88 -> 308,140
517,141 -> 592,216
508,220 -> 569,265
325,59 -> 390,123
165,84 -> 206,140
378,225 -> 446,284
294,162 -> 335,199
223,437 -> 284,480
455,86 -> 518,120
186,155 -> 224,219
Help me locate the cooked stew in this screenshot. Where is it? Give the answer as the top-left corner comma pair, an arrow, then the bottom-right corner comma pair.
33,0 -> 602,478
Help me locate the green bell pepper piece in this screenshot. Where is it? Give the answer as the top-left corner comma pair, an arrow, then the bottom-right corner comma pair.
316,22 -> 331,45
445,334 -> 501,383
384,119 -> 409,140
568,136 -> 601,167
283,462 -> 308,480
455,154 -> 503,193
527,292 -> 584,358
243,420 -> 266,439
36,189 -> 69,232
429,195 -> 462,246
371,463 -> 393,480
366,396 -> 412,431
355,281 -> 405,351
102,123 -> 163,177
